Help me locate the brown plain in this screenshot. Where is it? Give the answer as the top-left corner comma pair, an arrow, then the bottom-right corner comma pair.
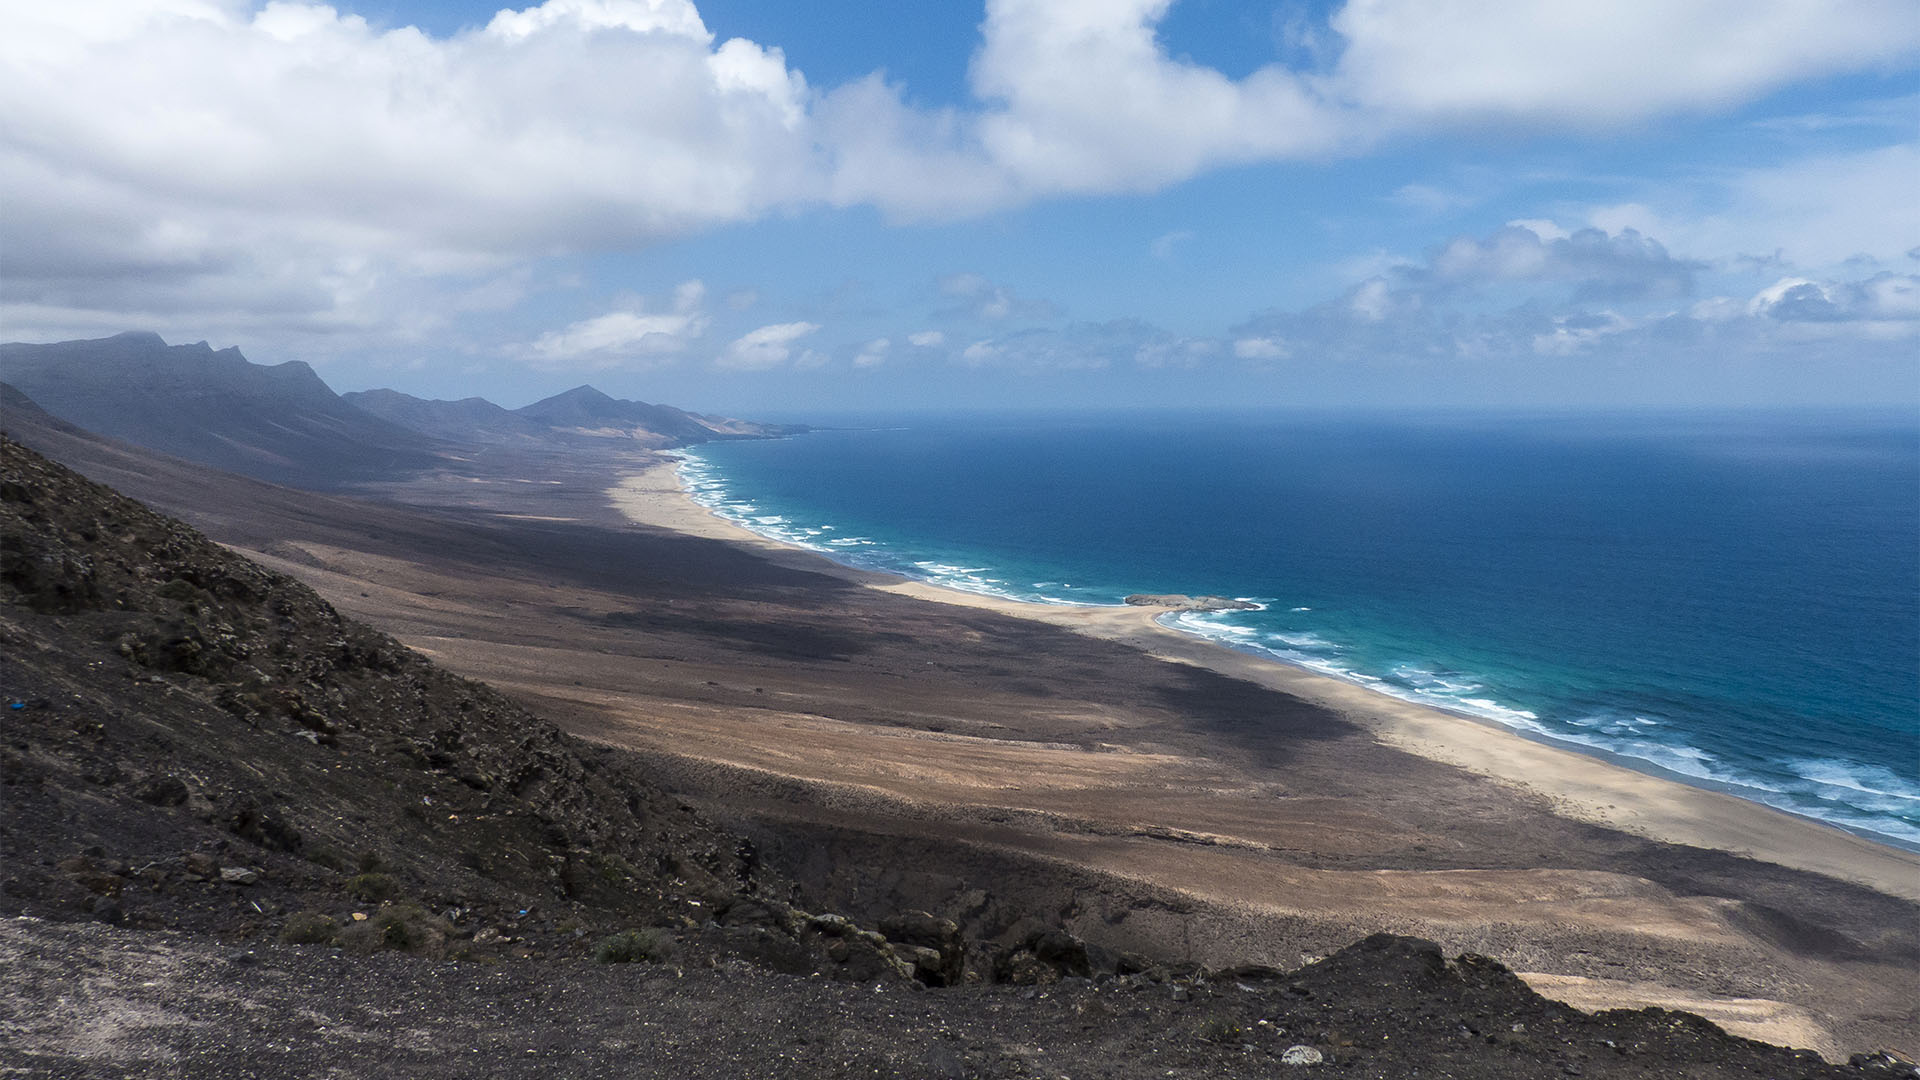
37,423 -> 1920,1061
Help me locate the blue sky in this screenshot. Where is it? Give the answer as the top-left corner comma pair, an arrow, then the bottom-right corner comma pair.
2,0 -> 1916,413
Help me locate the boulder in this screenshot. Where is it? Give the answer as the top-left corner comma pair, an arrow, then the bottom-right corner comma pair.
879,910 -> 965,986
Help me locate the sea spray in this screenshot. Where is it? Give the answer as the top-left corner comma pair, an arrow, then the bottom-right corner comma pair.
675,411 -> 1920,848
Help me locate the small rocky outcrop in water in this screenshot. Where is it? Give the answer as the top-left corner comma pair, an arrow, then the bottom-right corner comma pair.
1123,593 -> 1260,612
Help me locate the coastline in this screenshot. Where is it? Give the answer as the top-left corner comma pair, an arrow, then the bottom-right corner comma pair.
610,458 -> 1920,902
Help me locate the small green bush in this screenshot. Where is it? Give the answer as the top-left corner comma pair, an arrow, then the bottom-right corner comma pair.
1197,1015 -> 1245,1044
344,872 -> 399,902
336,903 -> 450,957
378,911 -> 420,950
594,929 -> 671,964
279,911 -> 338,945
305,846 -> 352,873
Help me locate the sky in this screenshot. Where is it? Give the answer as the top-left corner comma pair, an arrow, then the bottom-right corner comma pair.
2,0 -> 1917,415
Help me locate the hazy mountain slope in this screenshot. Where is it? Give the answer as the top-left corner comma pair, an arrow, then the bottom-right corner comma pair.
342,388 -> 551,443
515,384 -> 722,445
515,384 -> 803,446
0,333 -> 448,488
0,410 -> 1905,1077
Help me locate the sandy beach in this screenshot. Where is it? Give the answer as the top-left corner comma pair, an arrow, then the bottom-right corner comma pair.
609,460 -> 1919,903
36,412 -> 1911,1059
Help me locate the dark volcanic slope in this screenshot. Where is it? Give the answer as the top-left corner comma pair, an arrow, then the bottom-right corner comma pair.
0,432 -> 760,945
0,333 -> 447,487
16,922 -> 1910,1080
5,436 -> 1914,1076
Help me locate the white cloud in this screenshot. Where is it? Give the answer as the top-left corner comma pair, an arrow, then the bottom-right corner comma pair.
525,278 -> 709,368
1588,144 -> 1920,269
1330,0 -> 1920,125
483,0 -> 709,40
1134,336 -> 1220,368
1749,273 -> 1920,323
1427,224 -> 1699,300
834,0 -> 1920,214
0,0 -> 816,344
1233,336 -> 1289,360
960,340 -> 999,366
1505,219 -> 1571,242
1150,230 -> 1194,260
3,0 -> 1915,352
936,272 -> 1053,322
965,0 -> 1345,197
954,320 -> 1180,373
907,330 -> 946,348
716,320 -> 819,370
1531,310 -> 1637,356
1228,223 -> 1920,378
852,337 -> 890,368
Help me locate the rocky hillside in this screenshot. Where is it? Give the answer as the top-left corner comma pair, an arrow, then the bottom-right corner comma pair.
0,432 -> 913,977
345,383 -> 804,449
507,383 -> 805,446
0,333 -> 448,488
3,434 -> 1913,1078
0,335 -> 803,491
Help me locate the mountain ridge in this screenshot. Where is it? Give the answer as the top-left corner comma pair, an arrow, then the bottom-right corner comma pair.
2,426 -> 1906,1078
0,333 -> 802,488
0,333 -> 448,489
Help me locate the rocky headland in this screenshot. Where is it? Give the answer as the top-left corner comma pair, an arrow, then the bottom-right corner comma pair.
1124,593 -> 1263,612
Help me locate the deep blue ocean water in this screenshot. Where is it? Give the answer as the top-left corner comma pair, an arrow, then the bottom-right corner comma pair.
679,410 -> 1920,848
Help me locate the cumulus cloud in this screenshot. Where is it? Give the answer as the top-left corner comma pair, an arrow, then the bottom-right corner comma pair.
834,0 -> 1920,213
1150,230 -> 1194,260
907,330 -> 946,348
891,215 -> 1918,401
1425,225 -> 1700,301
525,279 -> 708,368
852,337 -> 890,368
716,320 -> 819,370
1233,336 -> 1289,361
1329,0 -> 1920,125
3,0 -> 1916,350
0,0 -> 815,345
1315,223 -> 1703,318
936,273 -> 1055,322
957,319 -> 1203,373
1228,223 -> 1920,372
1748,273 -> 1920,323
1587,144 -> 1920,268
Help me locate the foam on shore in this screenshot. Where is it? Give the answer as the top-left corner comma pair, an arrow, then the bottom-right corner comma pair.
608,457 -> 1920,901
674,450 -> 1920,851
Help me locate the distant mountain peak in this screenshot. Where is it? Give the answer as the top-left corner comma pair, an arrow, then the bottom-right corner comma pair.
547,384 -> 621,406
0,333 -> 445,488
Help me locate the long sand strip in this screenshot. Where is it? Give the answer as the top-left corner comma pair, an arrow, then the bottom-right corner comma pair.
609,460 -> 1920,902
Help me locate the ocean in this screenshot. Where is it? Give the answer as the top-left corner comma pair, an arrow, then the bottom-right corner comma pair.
677,410 -> 1920,849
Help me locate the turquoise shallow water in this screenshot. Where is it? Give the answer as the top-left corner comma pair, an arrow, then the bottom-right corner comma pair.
680,410 -> 1920,849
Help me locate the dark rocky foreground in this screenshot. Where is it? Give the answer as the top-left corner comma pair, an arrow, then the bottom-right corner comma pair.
12,918 -> 1916,1080
3,434 -> 1915,1079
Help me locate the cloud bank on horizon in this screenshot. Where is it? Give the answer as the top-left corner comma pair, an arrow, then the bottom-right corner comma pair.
2,0 -> 1916,408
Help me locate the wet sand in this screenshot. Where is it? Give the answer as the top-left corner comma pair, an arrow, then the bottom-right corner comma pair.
20,414 -> 1914,1058
609,461 -> 1919,903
